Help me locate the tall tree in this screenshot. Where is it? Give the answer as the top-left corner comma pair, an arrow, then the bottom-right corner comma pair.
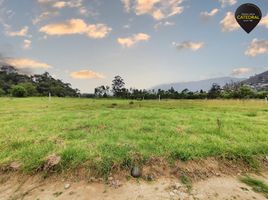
208,83 -> 221,99
112,75 -> 125,97
95,85 -> 110,97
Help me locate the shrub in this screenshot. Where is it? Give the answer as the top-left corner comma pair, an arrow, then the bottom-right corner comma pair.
18,83 -> 37,96
11,85 -> 27,97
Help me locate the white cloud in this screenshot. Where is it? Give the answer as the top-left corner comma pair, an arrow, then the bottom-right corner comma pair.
219,0 -> 237,7
122,0 -> 131,12
70,70 -> 105,79
231,68 -> 253,76
5,26 -> 29,37
67,0 -> 83,8
122,0 -> 184,20
23,40 -> 31,49
173,41 -> 204,51
39,18 -> 112,39
32,11 -> 59,25
117,33 -> 150,48
37,0 -> 54,4
245,39 -> 268,57
200,8 -> 219,19
123,24 -> 131,29
36,0 -> 90,18
6,58 -> 51,69
220,12 -> 239,32
154,21 -> 175,29
38,0 -> 83,8
86,24 -> 112,39
260,14 -> 268,28
53,1 -> 66,8
79,7 -> 87,15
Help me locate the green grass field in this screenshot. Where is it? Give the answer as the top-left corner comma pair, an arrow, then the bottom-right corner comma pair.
0,98 -> 267,176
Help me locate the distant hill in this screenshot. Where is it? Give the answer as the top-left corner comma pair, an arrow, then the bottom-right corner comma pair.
152,77 -> 244,92
242,71 -> 268,90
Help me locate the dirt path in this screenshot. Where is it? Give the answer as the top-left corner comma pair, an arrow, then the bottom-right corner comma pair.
0,172 -> 267,200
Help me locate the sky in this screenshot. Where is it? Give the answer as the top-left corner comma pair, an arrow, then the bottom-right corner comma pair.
0,0 -> 268,93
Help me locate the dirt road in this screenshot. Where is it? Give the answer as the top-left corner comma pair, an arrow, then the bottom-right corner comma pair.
1,172 -> 267,200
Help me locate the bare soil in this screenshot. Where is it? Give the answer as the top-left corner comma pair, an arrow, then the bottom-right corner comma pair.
1,173 -> 268,200
1,158 -> 267,200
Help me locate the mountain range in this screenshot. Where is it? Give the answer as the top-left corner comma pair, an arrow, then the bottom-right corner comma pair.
152,77 -> 244,92
242,71 -> 268,90
152,70 -> 268,92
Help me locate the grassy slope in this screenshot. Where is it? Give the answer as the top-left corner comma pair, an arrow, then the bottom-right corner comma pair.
0,98 -> 267,175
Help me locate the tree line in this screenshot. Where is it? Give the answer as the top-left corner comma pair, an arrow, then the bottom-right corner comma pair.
94,75 -> 268,100
1,66 -> 267,99
0,65 -> 79,97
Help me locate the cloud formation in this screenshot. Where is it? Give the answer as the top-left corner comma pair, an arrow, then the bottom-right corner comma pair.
154,21 -> 175,29
220,12 -> 239,32
219,0 -> 237,7
52,1 -> 66,8
200,8 -> 219,20
38,0 -> 83,8
70,70 -> 105,79
260,14 -> 268,28
245,39 -> 268,57
35,0 -> 90,23
122,0 -> 184,20
32,11 -> 59,25
6,58 -> 51,69
39,19 -> 112,39
23,40 -> 31,49
173,41 -> 204,51
5,26 -> 29,37
231,68 -> 253,76
117,33 -> 150,48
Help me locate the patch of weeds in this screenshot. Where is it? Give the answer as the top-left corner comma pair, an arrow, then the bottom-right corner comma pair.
53,191 -> 63,197
63,131 -> 88,140
240,155 -> 259,170
240,176 -> 268,198
65,125 -> 91,132
170,151 -> 192,162
216,118 -> 222,132
93,144 -> 135,179
180,175 -> 192,191
245,112 -> 257,117
107,103 -> 118,108
9,140 -> 30,150
121,157 -> 133,169
60,147 -> 87,169
19,143 -> 54,173
129,101 -> 134,105
90,157 -> 114,180
140,125 -> 153,133
223,154 -> 260,171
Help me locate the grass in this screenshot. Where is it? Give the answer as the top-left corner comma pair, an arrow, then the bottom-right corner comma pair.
180,175 -> 192,191
240,176 -> 268,198
0,98 -> 267,176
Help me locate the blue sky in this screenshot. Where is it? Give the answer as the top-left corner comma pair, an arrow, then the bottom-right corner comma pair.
0,0 -> 268,92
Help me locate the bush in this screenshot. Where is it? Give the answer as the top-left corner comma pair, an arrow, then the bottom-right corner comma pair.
18,83 -> 37,96
11,85 -> 27,97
